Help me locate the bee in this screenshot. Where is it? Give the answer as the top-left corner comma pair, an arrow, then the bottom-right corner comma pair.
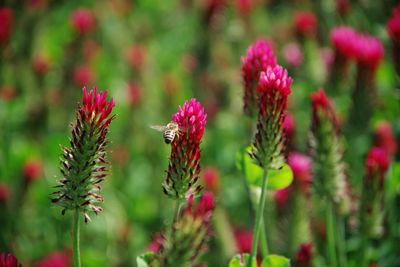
150,122 -> 180,144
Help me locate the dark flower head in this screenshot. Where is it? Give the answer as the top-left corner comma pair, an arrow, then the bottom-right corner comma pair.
241,39 -> 277,116
387,5 -> 400,43
201,167 -> 220,194
52,87 -> 115,223
234,229 -> 253,253
374,121 -> 397,157
23,159 -> 43,183
164,99 -> 206,199
0,253 -> 21,267
0,8 -> 13,47
274,187 -> 292,209
295,243 -> 313,265
250,65 -> 292,169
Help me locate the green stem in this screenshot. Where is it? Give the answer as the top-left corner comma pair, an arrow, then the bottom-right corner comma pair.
260,218 -> 269,257
326,201 -> 338,267
336,215 -> 347,267
248,168 -> 269,267
173,199 -> 183,224
73,209 -> 81,267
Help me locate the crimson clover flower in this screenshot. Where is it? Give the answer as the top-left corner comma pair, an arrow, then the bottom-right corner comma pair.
0,253 -> 21,267
250,65 -> 292,170
294,11 -> 317,38
158,192 -> 215,267
51,87 -> 115,223
309,89 -> 346,203
360,147 -> 390,237
70,9 -> 96,36
295,243 -> 313,267
242,39 -> 277,116
373,121 -> 398,157
164,99 -> 207,199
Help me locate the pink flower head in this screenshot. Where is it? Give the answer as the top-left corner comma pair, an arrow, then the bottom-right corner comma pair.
251,65 -> 292,169
73,65 -> 94,87
242,39 -> 277,116
288,152 -> 312,194
201,167 -> 220,193
70,9 -> 96,35
0,183 -> 10,203
81,87 -> 115,126
0,253 -> 21,267
35,250 -> 71,267
365,147 -> 390,180
387,5 -> 400,42
33,55 -> 50,76
234,229 -> 253,253
374,121 -> 398,157
295,243 -> 313,265
310,89 -> 339,131
0,8 -> 13,47
282,43 -> 303,68
330,26 -> 357,59
126,45 -> 146,71
186,191 -> 214,220
294,11 -> 317,37
258,65 -> 293,97
274,187 -> 292,209
353,34 -> 384,71
23,159 -> 43,183
172,98 -> 207,143
126,82 -> 142,108
147,233 -> 165,254
164,99 -> 207,199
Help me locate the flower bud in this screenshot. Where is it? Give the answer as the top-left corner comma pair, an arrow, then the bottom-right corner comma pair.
0,253 -> 21,267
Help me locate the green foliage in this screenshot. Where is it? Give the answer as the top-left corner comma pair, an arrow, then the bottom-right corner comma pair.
229,254 -> 257,267
236,147 -> 293,190
261,255 -> 291,267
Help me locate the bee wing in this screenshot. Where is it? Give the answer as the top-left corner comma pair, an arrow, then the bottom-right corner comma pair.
149,125 -> 167,132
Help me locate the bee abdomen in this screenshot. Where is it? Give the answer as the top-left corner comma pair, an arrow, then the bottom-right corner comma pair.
163,130 -> 175,144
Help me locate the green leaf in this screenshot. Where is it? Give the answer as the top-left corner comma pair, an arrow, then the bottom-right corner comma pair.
261,255 -> 291,267
236,147 -> 293,190
229,254 -> 257,267
136,252 -> 158,267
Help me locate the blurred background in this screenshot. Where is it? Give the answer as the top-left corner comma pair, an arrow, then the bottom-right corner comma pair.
0,0 -> 399,266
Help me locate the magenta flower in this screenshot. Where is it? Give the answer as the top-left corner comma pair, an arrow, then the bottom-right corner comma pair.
374,121 -> 398,157
73,65 -> 94,87
250,65 -> 292,169
294,11 -> 317,37
70,9 -> 96,35
365,147 -> 390,182
353,34 -> 384,72
234,229 -> 253,253
52,87 -> 115,222
201,167 -> 220,194
282,43 -> 303,68
288,152 -> 312,195
23,159 -> 43,183
0,253 -> 21,267
241,39 -> 277,116
330,26 -> 357,60
164,99 -> 206,199
35,250 -> 71,267
0,8 -> 13,47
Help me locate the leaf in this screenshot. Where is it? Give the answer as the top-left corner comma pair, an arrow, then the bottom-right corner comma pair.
236,147 -> 293,190
261,255 -> 291,267
229,254 -> 257,267
136,252 -> 158,267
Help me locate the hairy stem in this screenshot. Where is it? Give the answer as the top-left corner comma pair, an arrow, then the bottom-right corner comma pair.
248,168 -> 269,267
73,209 -> 81,267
